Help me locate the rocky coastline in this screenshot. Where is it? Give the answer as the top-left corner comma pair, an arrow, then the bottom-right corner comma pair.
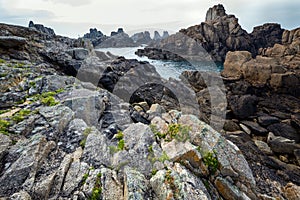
0,3 -> 299,200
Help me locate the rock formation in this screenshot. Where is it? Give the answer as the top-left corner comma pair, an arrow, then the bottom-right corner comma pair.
131,31 -> 152,44
28,21 -> 55,36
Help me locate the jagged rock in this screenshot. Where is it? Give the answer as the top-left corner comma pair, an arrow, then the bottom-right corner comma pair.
0,135 -> 55,196
117,123 -> 156,175
29,21 -> 55,35
254,140 -> 273,155
83,28 -> 104,39
205,4 -> 226,21
0,36 -> 26,48
162,31 -> 169,39
131,31 -> 152,44
124,167 -> 150,199
153,31 -> 162,41
0,134 -> 11,161
250,23 -> 284,50
62,160 -> 89,196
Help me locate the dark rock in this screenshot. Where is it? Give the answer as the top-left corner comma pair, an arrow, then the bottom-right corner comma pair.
111,28 -> 124,37
97,32 -> 138,48
291,114 -> 300,131
250,23 -> 284,51
162,31 -> 169,39
242,121 -> 268,135
28,21 -> 55,35
0,36 -> 26,49
229,95 -> 257,119
66,48 -> 89,60
267,133 -> 300,154
83,28 -> 103,39
268,123 -> 300,142
223,120 -> 240,132
258,115 -> 280,127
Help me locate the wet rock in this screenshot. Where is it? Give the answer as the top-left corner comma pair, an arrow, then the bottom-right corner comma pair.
267,123 -> 299,142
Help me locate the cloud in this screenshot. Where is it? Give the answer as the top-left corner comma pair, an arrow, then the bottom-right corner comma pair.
41,0 -> 92,7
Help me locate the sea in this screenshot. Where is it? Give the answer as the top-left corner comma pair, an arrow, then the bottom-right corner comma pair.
96,46 -> 223,79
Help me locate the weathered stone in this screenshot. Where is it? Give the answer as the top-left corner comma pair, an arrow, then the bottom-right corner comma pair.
10,191 -> 32,200
0,135 -> 55,196
62,161 -> 89,196
66,48 -> 89,60
215,177 -> 250,200
82,128 -> 112,167
124,167 -> 150,200
101,168 -> 123,200
254,140 -> 273,155
222,51 -> 252,79
283,182 -> 300,200
62,89 -> 105,127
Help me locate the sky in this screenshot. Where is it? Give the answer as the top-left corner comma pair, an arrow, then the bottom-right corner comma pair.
0,0 -> 299,38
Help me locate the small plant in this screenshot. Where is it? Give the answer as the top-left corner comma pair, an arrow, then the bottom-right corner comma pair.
203,151 -> 219,174
165,124 -> 191,142
115,130 -> 123,140
0,59 -> 6,64
150,124 -> 166,139
159,151 -> 170,163
117,139 -> 125,150
29,81 -> 36,87
82,173 -> 89,184
164,169 -> 180,199
152,169 -> 158,176
89,173 -> 102,200
148,145 -> 153,153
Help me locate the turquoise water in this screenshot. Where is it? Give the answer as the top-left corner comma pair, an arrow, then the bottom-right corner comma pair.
96,47 -> 223,79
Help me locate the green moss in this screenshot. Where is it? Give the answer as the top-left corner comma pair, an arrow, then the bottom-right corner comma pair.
41,96 -> 58,106
117,139 -> 125,150
11,109 -> 31,123
0,59 -> 6,64
0,119 -> 10,135
165,124 -> 190,142
115,130 -> 124,140
29,81 -> 36,87
0,73 -> 8,78
0,110 -> 8,115
148,145 -> 153,153
82,173 -> 89,184
151,169 -> 158,176
7,63 -> 13,68
203,151 -> 219,174
164,169 -> 180,199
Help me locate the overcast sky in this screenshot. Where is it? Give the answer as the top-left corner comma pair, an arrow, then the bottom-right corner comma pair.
0,0 -> 299,38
